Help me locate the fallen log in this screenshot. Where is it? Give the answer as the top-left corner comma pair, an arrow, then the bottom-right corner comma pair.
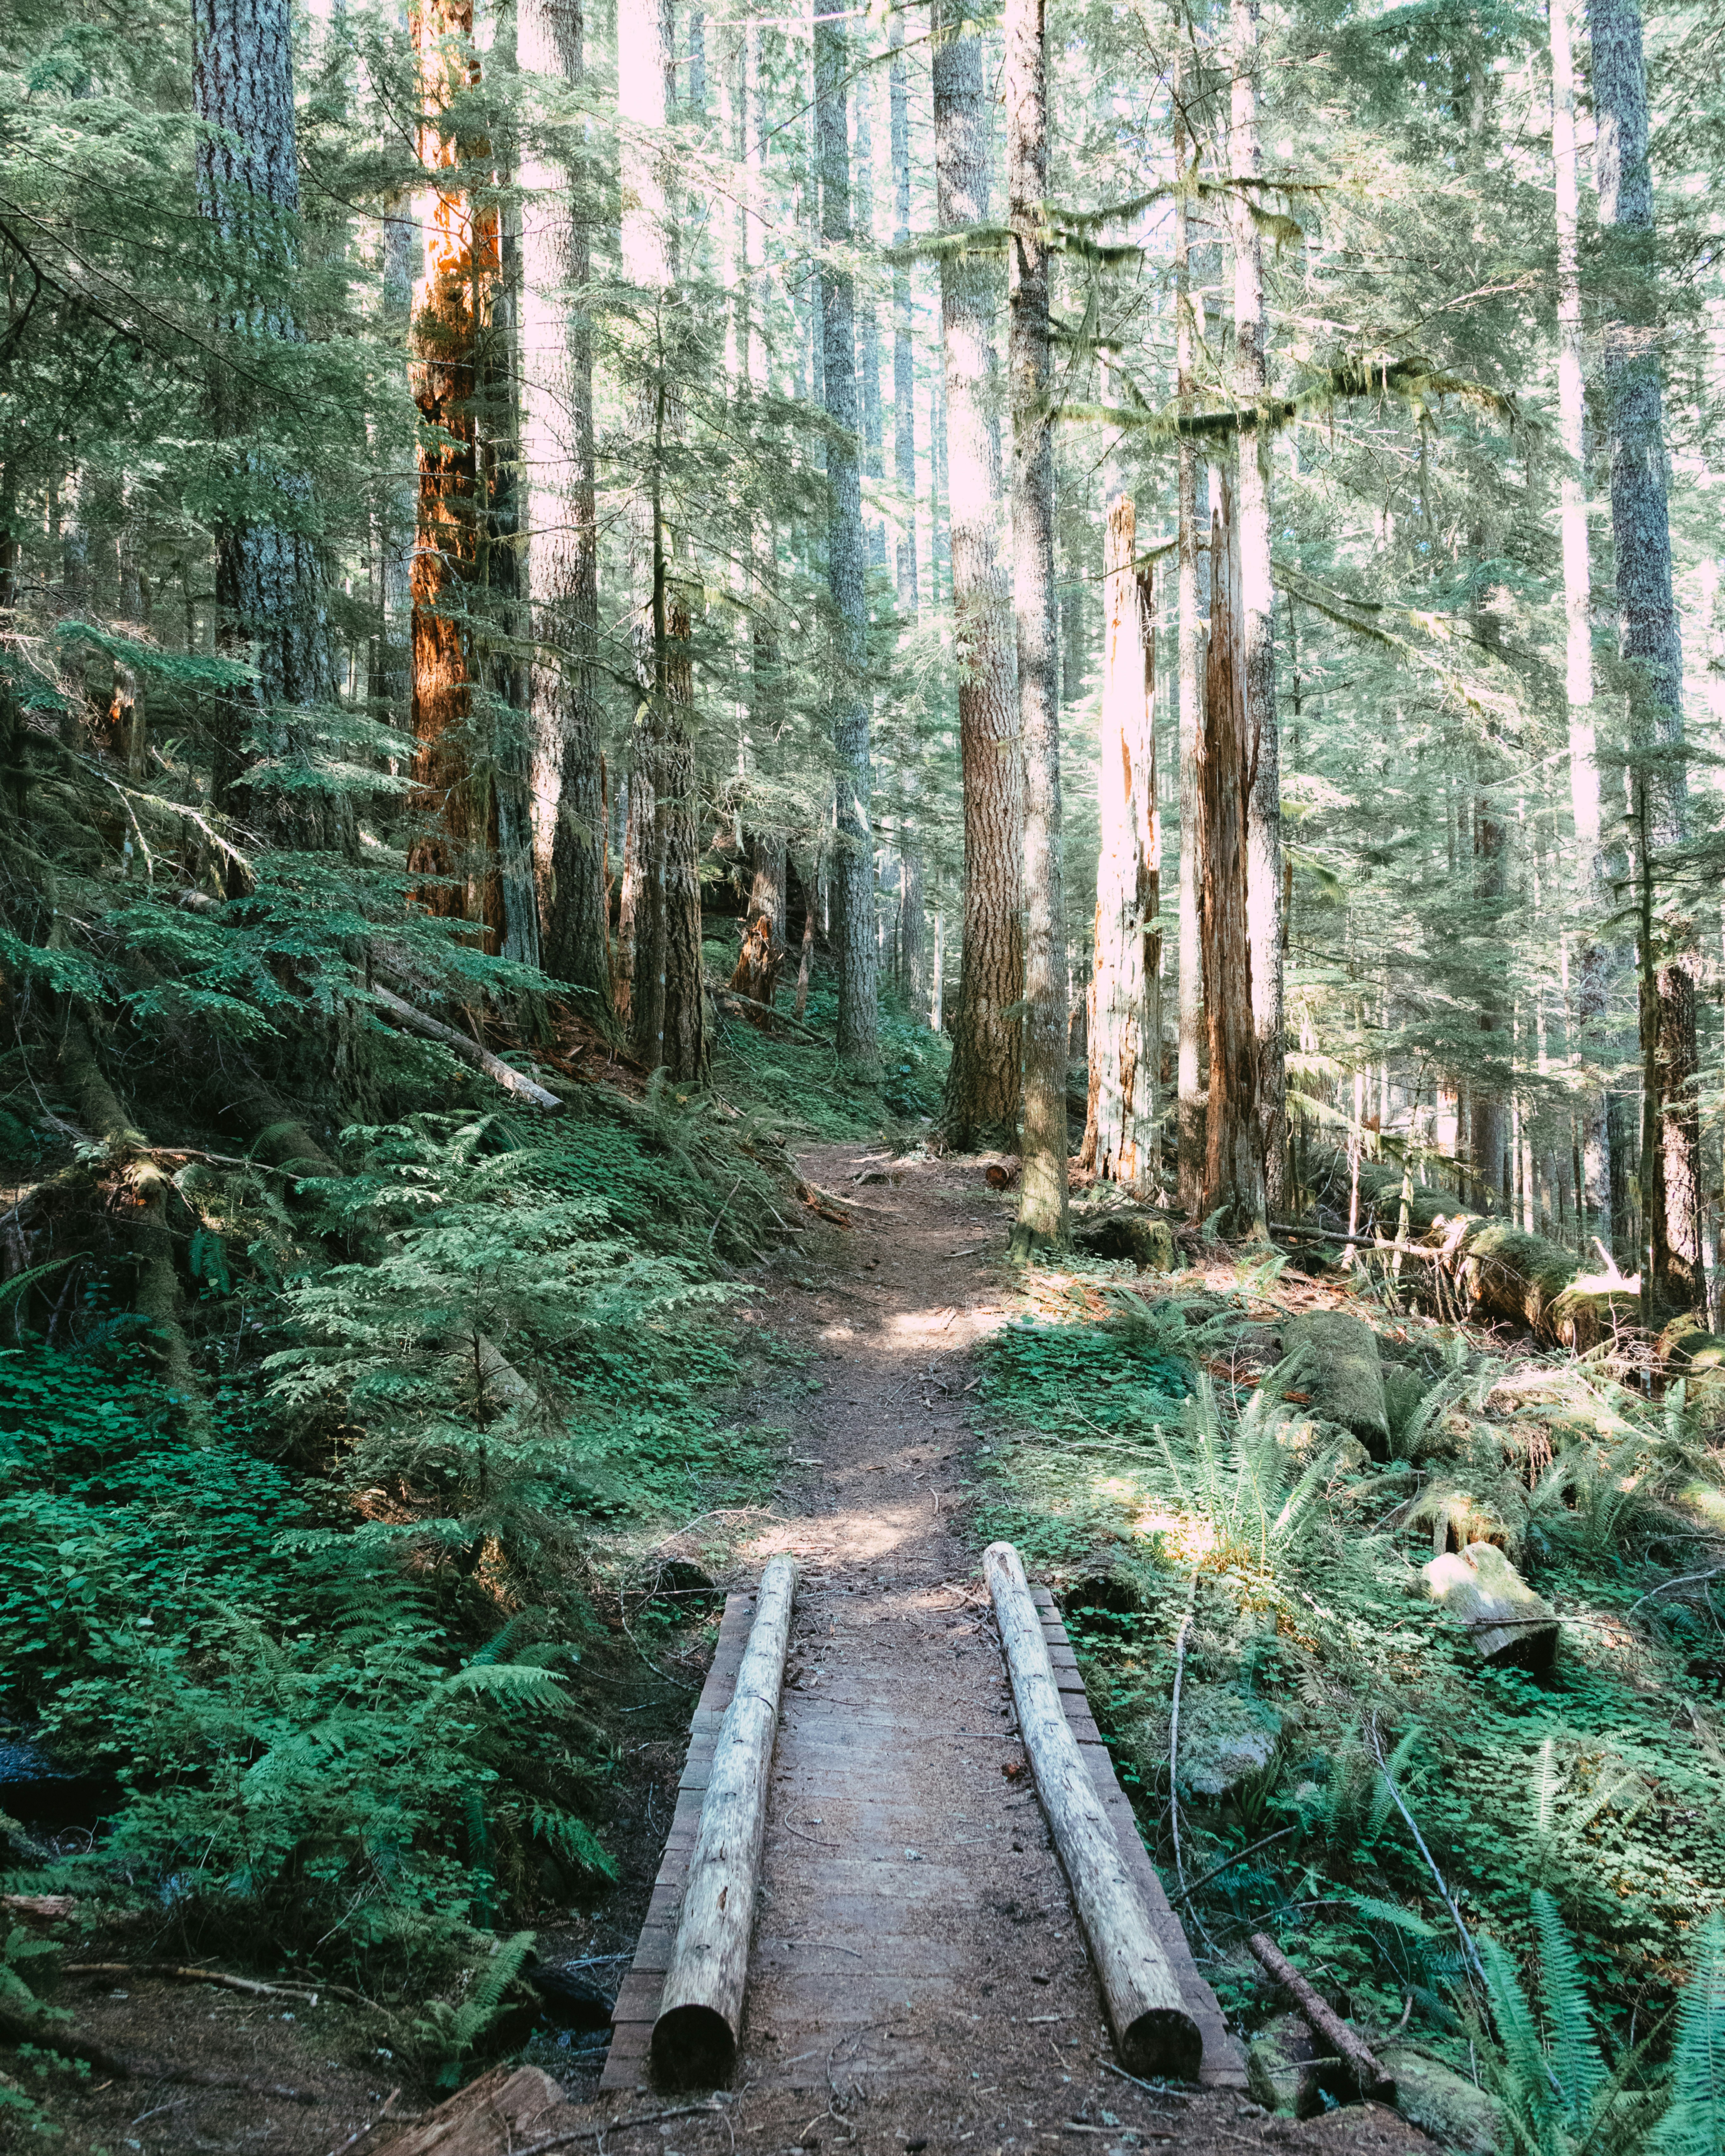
1245,1933 -> 1394,2104
370,986 -> 564,1113
1423,1541 -> 1558,1671
651,1554 -> 797,2088
984,1541 -> 1201,2079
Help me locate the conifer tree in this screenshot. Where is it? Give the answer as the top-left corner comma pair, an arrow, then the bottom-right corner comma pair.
815,4 -> 878,1069
1008,0 -> 1067,1255
934,0 -> 1023,1146
520,0 -> 610,1002
193,0 -> 343,857
1591,0 -> 1701,1309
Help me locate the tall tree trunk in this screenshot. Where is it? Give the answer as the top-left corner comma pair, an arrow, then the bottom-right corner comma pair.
889,14 -> 919,614
522,0 -> 610,1001
407,0 -> 504,946
193,0 -> 344,857
1081,496 -> 1158,1190
1591,0 -> 1700,1309
1551,0 -> 1610,1254
1230,0 -> 1283,1208
618,0 -> 707,1078
1174,84 -> 1205,1215
934,0 -> 1022,1146
1199,478 -> 1264,1231
1007,0 -> 1066,1256
854,71 -> 887,571
482,48 -> 540,971
815,3 -> 878,1069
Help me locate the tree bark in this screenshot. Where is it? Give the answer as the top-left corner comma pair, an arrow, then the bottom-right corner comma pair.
1550,0 -> 1611,1255
815,4 -> 879,1070
522,0 -> 610,1002
406,0 -> 505,949
617,0 -> 707,1081
1198,479 -> 1263,1232
1174,84 -> 1206,1218
1230,0 -> 1284,1212
889,14 -> 919,615
934,0 -> 1023,1146
1007,0 -> 1067,1256
193,0 -> 345,858
1082,498 -> 1159,1192
1591,0 -> 1701,1311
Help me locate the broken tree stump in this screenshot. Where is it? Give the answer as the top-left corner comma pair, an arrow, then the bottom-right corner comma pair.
1423,1541 -> 1558,1671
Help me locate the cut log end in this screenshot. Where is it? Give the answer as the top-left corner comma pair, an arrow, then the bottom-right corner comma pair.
650,2002 -> 736,2090
1119,2005 -> 1204,2083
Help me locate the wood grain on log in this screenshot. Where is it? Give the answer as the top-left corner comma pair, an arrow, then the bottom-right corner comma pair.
984,1542 -> 1201,2078
1245,1931 -> 1394,2103
651,1554 -> 797,2087
1423,1541 -> 1559,1670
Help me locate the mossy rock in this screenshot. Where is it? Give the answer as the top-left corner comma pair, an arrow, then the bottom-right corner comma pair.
1247,2012 -> 1316,2113
1382,2046 -> 1499,2154
1132,1683 -> 1283,1798
1284,1310 -> 1390,1458
1659,1315 -> 1725,1371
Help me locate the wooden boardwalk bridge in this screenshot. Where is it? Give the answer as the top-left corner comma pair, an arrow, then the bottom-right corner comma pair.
602,1558 -> 1243,2098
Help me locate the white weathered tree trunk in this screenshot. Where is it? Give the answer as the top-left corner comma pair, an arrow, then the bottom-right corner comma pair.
1007,0 -> 1067,1255
1550,0 -> 1610,1256
934,0 -> 1023,1145
1591,0 -> 1701,1310
1230,0 -> 1283,1210
1174,87 -> 1206,1216
815,2 -> 879,1070
1082,497 -> 1159,1191
522,0 -> 610,1001
653,1556 -> 798,2087
984,1544 -> 1201,2076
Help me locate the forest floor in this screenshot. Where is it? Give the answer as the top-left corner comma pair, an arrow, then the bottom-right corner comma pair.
13,1140 -> 1434,2156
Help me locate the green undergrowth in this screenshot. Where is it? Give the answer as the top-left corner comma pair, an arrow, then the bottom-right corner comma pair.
970,1267 -> 1725,2146
707,948 -> 950,1137
0,1058 -> 807,2029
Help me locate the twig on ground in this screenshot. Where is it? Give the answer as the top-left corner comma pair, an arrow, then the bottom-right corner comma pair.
511,2101 -> 728,2155
1166,1826 -> 1299,1908
1367,1715 -> 1485,1989
323,2089 -> 401,2156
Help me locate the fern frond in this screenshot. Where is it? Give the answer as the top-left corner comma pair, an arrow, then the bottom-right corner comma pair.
1531,1890 -> 1607,2132
1651,1915 -> 1725,2156
1479,1932 -> 1564,2156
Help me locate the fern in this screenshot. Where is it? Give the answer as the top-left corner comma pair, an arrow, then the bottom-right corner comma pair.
1652,1918 -> 1725,2156
1531,1891 -> 1607,2132
414,1929 -> 538,2089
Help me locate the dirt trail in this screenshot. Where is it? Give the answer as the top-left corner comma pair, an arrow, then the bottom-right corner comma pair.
563,1141 -> 1429,2156
27,1144 -> 1431,2156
